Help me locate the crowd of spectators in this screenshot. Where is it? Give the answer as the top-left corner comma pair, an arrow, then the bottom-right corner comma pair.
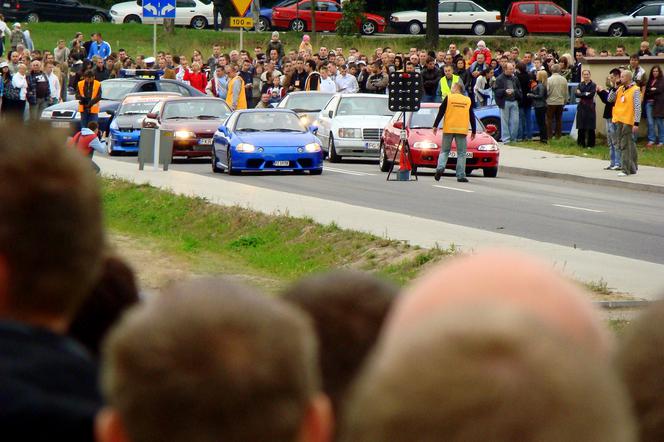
1,120 -> 664,442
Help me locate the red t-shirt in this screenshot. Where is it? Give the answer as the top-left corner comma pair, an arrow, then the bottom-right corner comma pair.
183,71 -> 207,93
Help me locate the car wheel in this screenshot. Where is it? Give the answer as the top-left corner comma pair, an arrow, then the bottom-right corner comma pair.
91,13 -> 106,23
26,12 -> 39,23
361,20 -> 376,35
212,152 -> 223,173
190,16 -> 208,30
608,23 -> 626,37
471,21 -> 487,36
124,14 -> 141,24
466,168 -> 473,176
328,135 -> 341,163
227,152 -> 239,175
310,168 -> 323,175
511,25 -> 527,38
483,166 -> 498,178
290,18 -> 305,32
482,117 -> 501,142
258,16 -> 270,31
379,142 -> 390,172
573,25 -> 584,38
407,21 -> 423,35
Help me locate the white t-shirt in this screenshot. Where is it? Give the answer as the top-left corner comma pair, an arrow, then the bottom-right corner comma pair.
319,77 -> 337,93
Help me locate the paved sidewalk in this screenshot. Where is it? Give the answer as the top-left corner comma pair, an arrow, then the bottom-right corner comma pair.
500,145 -> 664,193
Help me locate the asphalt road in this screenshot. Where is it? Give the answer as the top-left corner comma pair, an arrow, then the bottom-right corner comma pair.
110,154 -> 664,265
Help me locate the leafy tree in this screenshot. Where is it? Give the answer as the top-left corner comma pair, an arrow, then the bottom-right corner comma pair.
337,0 -> 366,36
425,0 -> 438,48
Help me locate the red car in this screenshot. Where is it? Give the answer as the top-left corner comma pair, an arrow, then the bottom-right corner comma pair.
379,103 -> 500,178
271,0 -> 386,35
505,1 -> 591,38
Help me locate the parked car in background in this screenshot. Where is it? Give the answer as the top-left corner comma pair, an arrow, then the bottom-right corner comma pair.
474,83 -> 580,141
389,0 -> 502,36
593,1 -> 664,37
276,91 -> 334,128
142,97 -> 232,159
504,1 -> 591,37
315,93 -> 394,163
213,109 -> 323,175
271,0 -> 386,34
380,103 -> 500,177
0,0 -> 109,23
110,0 -> 212,29
106,92 -> 180,155
253,0 -> 296,31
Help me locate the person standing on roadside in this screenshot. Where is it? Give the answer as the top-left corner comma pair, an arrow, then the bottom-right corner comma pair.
575,69 -> 597,148
9,23 -> 24,52
0,14 -> 9,58
527,70 -> 548,144
226,64 -> 247,111
546,64 -> 568,140
609,70 -> 641,177
212,0 -> 224,31
421,57 -> 440,103
432,82 -> 476,183
436,64 -> 461,102
643,65 -> 664,147
493,62 -> 521,144
75,70 -> 101,129
598,68 -> 622,170
44,61 -> 61,106
86,33 -> 111,61
304,60 -> 321,91
206,65 -> 229,99
26,59 -> 50,120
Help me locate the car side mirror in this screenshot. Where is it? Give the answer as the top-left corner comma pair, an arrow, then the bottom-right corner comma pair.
486,124 -> 497,135
218,125 -> 229,136
393,121 -> 403,129
308,125 -> 318,134
328,110 -> 333,118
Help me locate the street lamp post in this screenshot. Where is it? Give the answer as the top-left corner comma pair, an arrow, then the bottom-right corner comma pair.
570,0 -> 577,57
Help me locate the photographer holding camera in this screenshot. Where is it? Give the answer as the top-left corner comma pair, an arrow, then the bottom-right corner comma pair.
75,70 -> 101,130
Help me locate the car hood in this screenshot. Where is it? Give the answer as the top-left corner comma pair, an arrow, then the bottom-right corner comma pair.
161,119 -> 224,134
234,131 -> 318,147
364,12 -> 386,22
332,115 -> 393,128
594,12 -> 625,21
114,114 -> 147,130
45,99 -> 119,113
110,1 -> 139,11
577,15 -> 592,24
409,128 -> 497,148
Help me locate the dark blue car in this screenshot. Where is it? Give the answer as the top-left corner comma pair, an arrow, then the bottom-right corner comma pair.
248,0 -> 296,31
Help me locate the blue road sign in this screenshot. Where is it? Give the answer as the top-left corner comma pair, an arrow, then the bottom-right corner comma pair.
143,0 -> 176,18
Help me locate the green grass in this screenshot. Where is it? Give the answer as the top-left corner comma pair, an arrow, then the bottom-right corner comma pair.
102,178 -> 455,285
513,136 -> 664,168
21,22 -> 661,60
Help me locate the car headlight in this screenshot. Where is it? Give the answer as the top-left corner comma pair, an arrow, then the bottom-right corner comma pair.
477,144 -> 499,151
110,9 -> 117,15
338,128 -> 362,138
236,143 -> 256,153
41,110 -> 53,119
98,111 -> 112,119
174,130 -> 196,139
304,142 -> 321,152
390,15 -> 398,22
413,141 -> 438,150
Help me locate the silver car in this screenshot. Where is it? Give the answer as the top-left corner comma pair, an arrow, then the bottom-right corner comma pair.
593,1 -> 664,37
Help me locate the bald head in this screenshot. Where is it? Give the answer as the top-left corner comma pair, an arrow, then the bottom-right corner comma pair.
382,249 -> 610,357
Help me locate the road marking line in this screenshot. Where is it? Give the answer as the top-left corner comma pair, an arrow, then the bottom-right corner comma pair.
552,204 -> 604,213
433,185 -> 475,193
325,167 -> 376,176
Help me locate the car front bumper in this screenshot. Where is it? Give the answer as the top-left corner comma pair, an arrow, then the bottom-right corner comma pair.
109,129 -> 140,152
231,150 -> 323,171
592,21 -> 611,33
411,149 -> 499,169
332,138 -> 382,157
172,138 -> 214,157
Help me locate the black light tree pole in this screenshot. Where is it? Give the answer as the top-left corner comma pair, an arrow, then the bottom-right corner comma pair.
425,0 -> 439,49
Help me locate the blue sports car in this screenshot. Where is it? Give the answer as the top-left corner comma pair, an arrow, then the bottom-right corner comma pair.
212,109 -> 324,175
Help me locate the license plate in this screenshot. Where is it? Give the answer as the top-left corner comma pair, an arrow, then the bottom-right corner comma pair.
449,151 -> 473,158
51,121 -> 71,128
274,160 -> 290,167
198,138 -> 213,145
365,142 -> 380,150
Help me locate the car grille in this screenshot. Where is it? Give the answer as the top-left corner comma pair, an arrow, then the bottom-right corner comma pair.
362,128 -> 381,141
117,128 -> 136,132
52,110 -> 76,118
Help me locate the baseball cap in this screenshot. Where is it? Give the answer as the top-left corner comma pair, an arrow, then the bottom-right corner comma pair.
357,60 -> 367,66
0,62 -> 8,69
144,57 -> 156,64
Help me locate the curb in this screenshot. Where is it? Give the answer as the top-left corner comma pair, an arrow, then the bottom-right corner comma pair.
499,166 -> 664,194
593,300 -> 652,309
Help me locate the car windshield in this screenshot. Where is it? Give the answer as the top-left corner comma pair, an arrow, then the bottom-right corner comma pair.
409,107 -> 485,131
101,81 -> 140,101
284,93 -> 334,112
622,3 -> 645,14
337,97 -> 392,116
162,99 -> 231,120
118,100 -> 160,115
235,111 -> 305,132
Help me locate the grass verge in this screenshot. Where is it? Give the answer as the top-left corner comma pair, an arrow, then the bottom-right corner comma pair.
513,136 -> 664,168
102,178 -> 455,287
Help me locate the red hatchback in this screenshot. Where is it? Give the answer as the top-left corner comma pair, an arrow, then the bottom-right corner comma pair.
505,1 -> 591,38
379,103 -> 500,177
271,0 -> 386,35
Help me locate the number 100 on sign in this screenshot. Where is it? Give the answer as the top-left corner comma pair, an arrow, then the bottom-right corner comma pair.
230,17 -> 254,28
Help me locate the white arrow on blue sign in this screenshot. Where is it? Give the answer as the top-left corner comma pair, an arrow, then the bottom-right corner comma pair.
143,0 -> 176,18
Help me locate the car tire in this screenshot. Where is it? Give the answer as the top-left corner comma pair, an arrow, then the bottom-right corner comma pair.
471,21 -> 487,36
361,20 -> 376,35
191,16 -> 208,30
91,13 -> 106,23
258,16 -> 270,31
574,25 -> 584,38
26,12 -> 39,23
483,166 -> 498,178
608,23 -> 626,37
124,14 -> 142,24
310,168 -> 323,175
212,152 -> 223,173
407,20 -> 423,35
227,152 -> 239,175
482,117 -> 501,142
290,18 -> 306,32
379,142 -> 390,172
511,25 -> 527,38
328,135 -> 341,163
